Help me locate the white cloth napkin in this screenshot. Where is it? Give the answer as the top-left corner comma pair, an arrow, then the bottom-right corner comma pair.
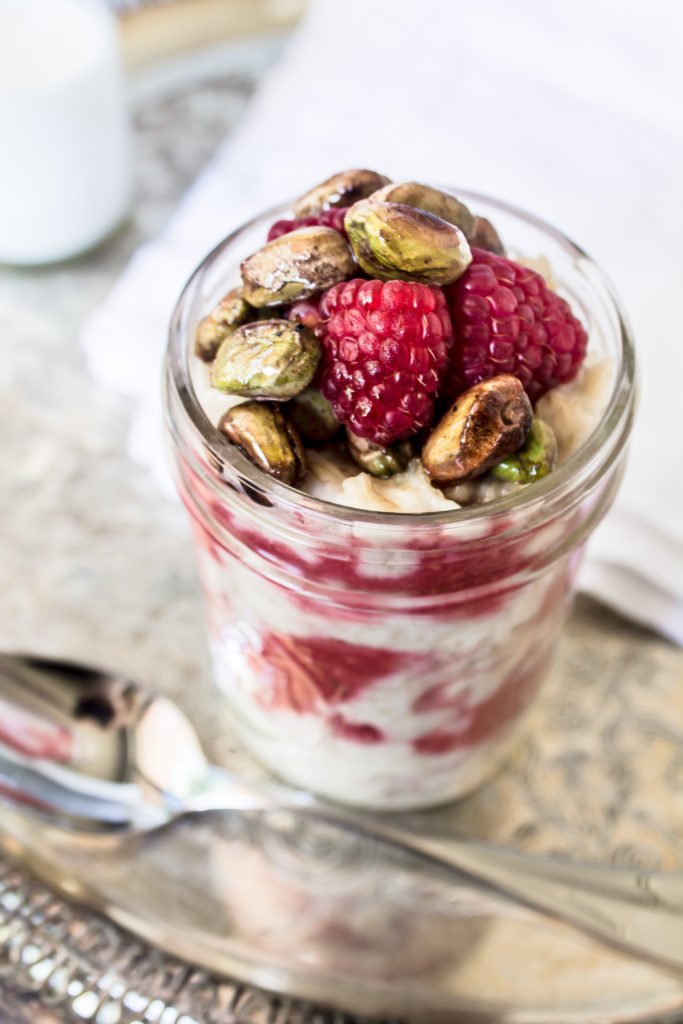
82,0 -> 683,644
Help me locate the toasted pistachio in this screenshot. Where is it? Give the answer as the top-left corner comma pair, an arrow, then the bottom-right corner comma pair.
218,402 -> 305,485
241,227 -> 355,308
294,169 -> 390,217
256,304 -> 283,320
470,216 -> 504,255
370,182 -> 476,239
422,375 -> 533,486
288,387 -> 341,442
344,200 -> 472,286
194,287 -> 253,362
211,320 -> 321,400
347,430 -> 413,478
491,417 -> 557,483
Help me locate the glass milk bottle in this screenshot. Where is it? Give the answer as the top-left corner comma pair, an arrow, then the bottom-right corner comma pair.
0,0 -> 132,265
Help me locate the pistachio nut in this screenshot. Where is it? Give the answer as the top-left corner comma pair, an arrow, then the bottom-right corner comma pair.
241,227 -> 355,308
211,319 -> 322,400
347,430 -> 413,478
469,215 -> 505,255
422,375 -> 533,486
370,182 -> 476,239
491,417 -> 557,483
288,387 -> 341,442
218,401 -> 305,485
194,287 -> 253,362
344,200 -> 472,286
256,304 -> 283,320
294,168 -> 391,217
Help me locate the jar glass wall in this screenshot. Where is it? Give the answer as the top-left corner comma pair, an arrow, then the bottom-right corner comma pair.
164,191 -> 635,810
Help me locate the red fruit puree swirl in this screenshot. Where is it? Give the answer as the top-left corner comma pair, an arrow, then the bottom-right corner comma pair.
174,452 -> 598,808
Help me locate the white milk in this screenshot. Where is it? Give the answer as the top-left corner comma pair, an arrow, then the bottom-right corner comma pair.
0,0 -> 131,264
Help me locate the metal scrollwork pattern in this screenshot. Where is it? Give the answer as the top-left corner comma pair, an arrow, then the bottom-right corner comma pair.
0,858 -> 374,1024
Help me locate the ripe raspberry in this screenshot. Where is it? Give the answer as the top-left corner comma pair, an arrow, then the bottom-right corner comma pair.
446,248 -> 588,403
286,297 -> 324,337
318,278 -> 452,445
267,207 -> 348,242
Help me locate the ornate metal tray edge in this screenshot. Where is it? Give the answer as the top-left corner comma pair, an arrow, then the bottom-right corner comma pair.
0,855 -> 362,1024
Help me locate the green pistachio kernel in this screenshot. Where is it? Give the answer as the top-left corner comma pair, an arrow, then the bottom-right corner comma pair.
241,226 -> 355,308
344,199 -> 472,286
347,430 -> 413,478
194,287 -> 253,362
294,168 -> 390,217
491,417 -> 558,483
256,304 -> 283,320
211,319 -> 321,400
469,215 -> 505,255
288,387 -> 341,442
422,375 -> 533,486
370,181 -> 476,239
218,401 -> 305,485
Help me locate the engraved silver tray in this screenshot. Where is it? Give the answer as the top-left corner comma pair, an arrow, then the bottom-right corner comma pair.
1,599 -> 683,1024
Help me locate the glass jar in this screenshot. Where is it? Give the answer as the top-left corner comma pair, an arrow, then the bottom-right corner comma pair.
164,191 -> 635,810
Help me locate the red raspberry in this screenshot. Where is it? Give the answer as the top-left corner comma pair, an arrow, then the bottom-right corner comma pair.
446,248 -> 588,403
267,207 -> 348,242
286,297 -> 324,337
318,278 -> 452,445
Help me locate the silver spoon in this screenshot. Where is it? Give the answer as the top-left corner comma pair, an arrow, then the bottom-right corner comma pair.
0,651 -> 681,976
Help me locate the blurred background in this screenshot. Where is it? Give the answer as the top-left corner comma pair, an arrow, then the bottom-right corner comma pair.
0,0 -> 306,684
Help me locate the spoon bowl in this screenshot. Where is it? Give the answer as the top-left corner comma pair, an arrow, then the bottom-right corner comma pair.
0,651 -> 682,980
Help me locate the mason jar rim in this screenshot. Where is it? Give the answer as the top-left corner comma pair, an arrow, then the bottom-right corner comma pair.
166,187 -> 636,531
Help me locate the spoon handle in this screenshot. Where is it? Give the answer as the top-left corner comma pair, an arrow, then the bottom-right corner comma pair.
348,818 -> 683,976
4,737 -> 683,977
190,774 -> 683,977
2,652 -> 682,977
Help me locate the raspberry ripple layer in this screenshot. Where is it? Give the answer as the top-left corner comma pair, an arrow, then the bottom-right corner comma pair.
185,501 -> 581,808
